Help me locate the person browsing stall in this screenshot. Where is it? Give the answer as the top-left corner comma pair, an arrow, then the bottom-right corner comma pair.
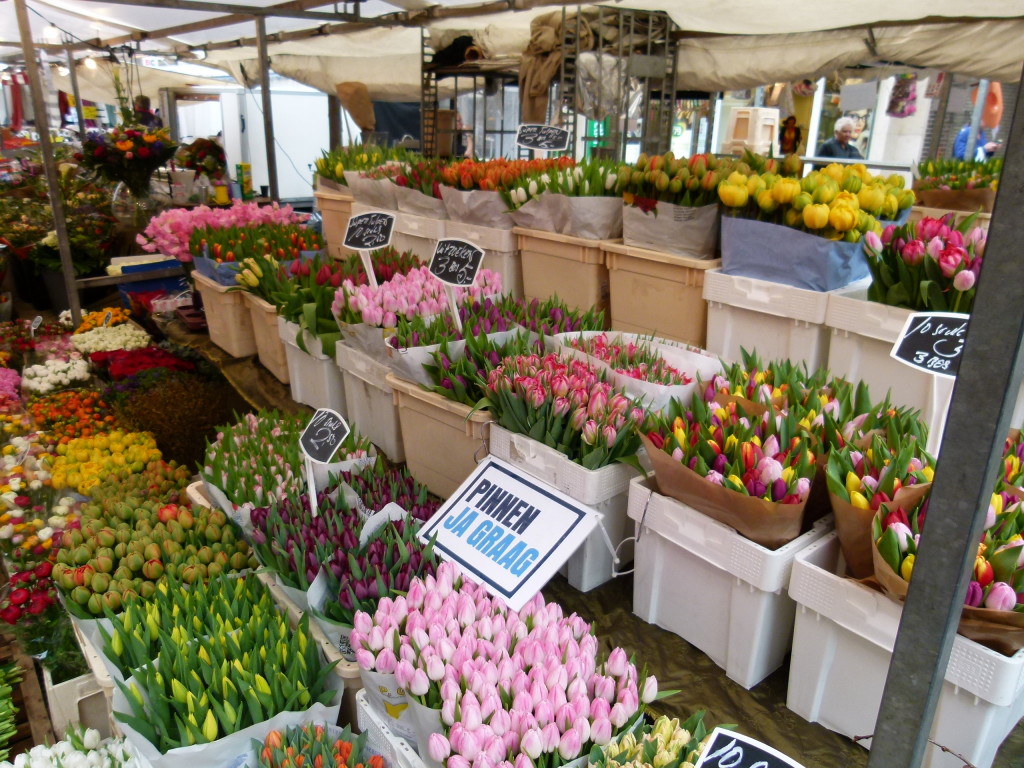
816,116 -> 862,159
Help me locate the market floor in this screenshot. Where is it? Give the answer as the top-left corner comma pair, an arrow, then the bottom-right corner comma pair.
544,572 -> 1024,768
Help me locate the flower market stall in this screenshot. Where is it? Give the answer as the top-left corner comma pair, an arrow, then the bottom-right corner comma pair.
2,3 -> 1024,768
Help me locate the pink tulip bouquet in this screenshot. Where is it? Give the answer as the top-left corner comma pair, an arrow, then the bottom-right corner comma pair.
565,333 -> 692,387
203,410 -> 372,508
349,561 -> 664,768
333,266 -> 503,328
862,213 -> 986,313
479,354 -> 645,471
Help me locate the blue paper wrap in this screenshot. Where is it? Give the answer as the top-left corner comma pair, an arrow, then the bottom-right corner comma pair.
193,255 -> 241,287
720,217 -> 869,292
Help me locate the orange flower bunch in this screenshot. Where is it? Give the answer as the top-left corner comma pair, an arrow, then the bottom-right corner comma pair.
28,390 -> 118,443
75,306 -> 131,334
440,156 -> 574,191
257,725 -> 384,768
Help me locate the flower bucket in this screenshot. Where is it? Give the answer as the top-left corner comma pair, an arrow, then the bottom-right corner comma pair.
720,216 -> 869,291
914,187 -> 996,213
622,201 -> 718,258
640,434 -> 807,550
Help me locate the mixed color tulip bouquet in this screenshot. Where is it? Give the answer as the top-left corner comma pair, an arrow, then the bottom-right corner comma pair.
642,396 -> 817,548
826,431 -> 934,578
871,494 -> 929,591
478,354 -> 645,471
718,163 -> 914,242
916,157 -> 1001,191
861,213 -> 986,312
440,157 -> 574,193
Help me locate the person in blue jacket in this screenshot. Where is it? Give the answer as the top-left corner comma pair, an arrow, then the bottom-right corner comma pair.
952,124 -> 999,160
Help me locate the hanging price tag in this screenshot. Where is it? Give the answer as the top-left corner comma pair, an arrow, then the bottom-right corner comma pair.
695,728 -> 806,768
890,311 -> 969,379
103,310 -> 113,327
428,238 -> 485,334
344,211 -> 395,291
29,316 -> 42,339
516,124 -> 571,152
298,408 -> 351,516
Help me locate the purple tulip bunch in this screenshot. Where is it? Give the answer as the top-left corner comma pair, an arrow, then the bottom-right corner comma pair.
343,460 -> 443,521
249,480 -> 439,624
387,299 -> 516,352
349,562 -> 659,768
250,489 -> 361,590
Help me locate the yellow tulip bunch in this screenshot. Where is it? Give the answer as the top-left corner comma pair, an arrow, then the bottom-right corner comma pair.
50,431 -> 162,495
718,162 -> 916,242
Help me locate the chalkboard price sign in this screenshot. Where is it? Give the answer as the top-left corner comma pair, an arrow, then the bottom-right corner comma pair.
299,408 -> 351,464
516,124 -> 571,152
890,311 -> 969,380
695,728 -> 806,768
429,239 -> 485,287
344,211 -> 395,251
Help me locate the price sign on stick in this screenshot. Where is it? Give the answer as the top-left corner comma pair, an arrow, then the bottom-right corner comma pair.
694,728 -> 806,768
516,124 -> 571,152
344,211 -> 395,290
890,311 -> 969,379
299,408 -> 351,516
103,311 -> 112,327
429,238 -> 485,334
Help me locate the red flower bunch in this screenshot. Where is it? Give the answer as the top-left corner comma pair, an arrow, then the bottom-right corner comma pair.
0,561 -> 57,624
90,347 -> 196,380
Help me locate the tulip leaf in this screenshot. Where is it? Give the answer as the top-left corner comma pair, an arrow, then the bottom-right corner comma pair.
885,282 -> 911,308
877,529 -> 901,574
990,545 -> 1022,584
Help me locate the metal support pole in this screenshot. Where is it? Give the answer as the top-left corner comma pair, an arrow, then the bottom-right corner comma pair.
14,0 -> 82,325
925,72 -> 952,160
255,17 -> 278,200
964,78 -> 988,162
327,94 -> 341,150
65,44 -> 86,136
867,63 -> 1024,768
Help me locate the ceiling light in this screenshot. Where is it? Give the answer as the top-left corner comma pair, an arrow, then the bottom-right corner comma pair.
43,24 -> 62,44
84,57 -> 97,70
56,65 -> 69,77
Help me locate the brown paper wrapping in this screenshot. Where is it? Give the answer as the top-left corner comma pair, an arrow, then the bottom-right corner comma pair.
871,539 -> 1024,656
640,434 -> 806,550
833,482 -> 932,579
913,187 -> 996,213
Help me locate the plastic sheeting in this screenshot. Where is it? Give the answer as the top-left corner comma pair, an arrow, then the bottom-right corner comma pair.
49,61 -> 227,107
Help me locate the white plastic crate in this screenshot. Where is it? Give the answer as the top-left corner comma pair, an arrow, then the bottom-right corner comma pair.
193,271 -> 258,358
356,689 -> 425,768
787,532 -> 1024,768
336,343 -> 405,462
703,268 -> 832,370
278,316 -> 348,416
629,476 -> 833,689
446,220 -> 523,299
488,424 -> 637,592
826,288 -> 954,454
394,210 -> 446,263
43,668 -> 111,740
